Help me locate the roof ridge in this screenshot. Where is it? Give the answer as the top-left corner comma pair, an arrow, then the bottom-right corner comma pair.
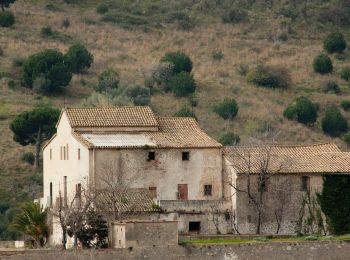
227,142 -> 336,148
65,106 -> 152,110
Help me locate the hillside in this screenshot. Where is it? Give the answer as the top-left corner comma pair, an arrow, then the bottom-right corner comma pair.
1,0 -> 350,238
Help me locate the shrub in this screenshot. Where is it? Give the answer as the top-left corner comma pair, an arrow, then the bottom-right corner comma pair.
125,85 -> 151,106
218,132 -> 240,145
12,57 -> 25,67
22,49 -> 72,92
170,72 -> 196,97
246,64 -> 291,89
188,93 -> 198,107
321,106 -> 348,137
344,132 -> 350,146
0,11 -> 15,27
144,62 -> 174,91
324,32 -> 347,54
65,43 -> 93,74
96,69 -> 119,93
160,52 -> 192,74
40,26 -> 54,38
214,98 -> 239,120
313,53 -> 333,74
283,96 -> 318,125
237,64 -> 249,76
212,49 -> 224,61
20,152 -> 35,165
62,19 -> 70,29
174,106 -> 196,118
318,175 -> 350,234
340,67 -> 350,81
96,3 -> 108,14
341,100 -> 350,111
222,8 -> 248,24
321,81 -> 341,94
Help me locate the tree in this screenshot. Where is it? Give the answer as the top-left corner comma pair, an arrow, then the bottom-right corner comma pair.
65,43 -> 93,74
283,96 -> 318,125
160,51 -> 193,74
228,137 -> 292,234
321,106 -> 348,137
214,98 -> 239,120
0,0 -> 15,11
313,53 -> 333,74
10,202 -> 48,247
10,105 -> 60,168
218,132 -> 240,145
96,69 -> 119,93
0,10 -> 14,27
22,49 -> 72,93
170,72 -> 196,97
318,175 -> 350,234
324,32 -> 347,54
246,64 -> 291,89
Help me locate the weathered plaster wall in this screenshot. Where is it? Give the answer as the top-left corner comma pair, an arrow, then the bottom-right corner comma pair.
235,174 -> 324,234
93,148 -> 223,200
3,241 -> 350,260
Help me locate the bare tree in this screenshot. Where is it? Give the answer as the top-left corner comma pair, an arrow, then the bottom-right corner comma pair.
227,136 -> 292,234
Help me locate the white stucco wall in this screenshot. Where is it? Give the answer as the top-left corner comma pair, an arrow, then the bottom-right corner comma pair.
42,112 -> 90,209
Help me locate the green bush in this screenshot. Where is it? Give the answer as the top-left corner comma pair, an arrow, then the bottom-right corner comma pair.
22,49 -> 72,93
96,3 -> 109,14
20,152 -> 35,165
222,8 -> 248,24
214,98 -> 239,120
246,65 -> 291,89
174,106 -> 196,118
313,53 -> 333,74
0,11 -> 15,27
212,49 -> 224,61
40,26 -> 54,38
283,96 -> 318,125
62,19 -> 70,29
318,175 -> 350,234
340,67 -> 350,81
64,43 -> 93,74
160,52 -> 193,74
321,106 -> 348,137
96,69 -> 119,93
125,85 -> 151,106
170,72 -> 196,97
218,132 -> 240,145
324,32 -> 347,54
321,81 -> 341,94
344,132 -> 350,146
341,100 -> 350,111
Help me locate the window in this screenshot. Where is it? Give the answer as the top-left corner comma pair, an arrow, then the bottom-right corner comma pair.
49,182 -> 53,207
177,184 -> 188,200
63,146 -> 66,160
50,149 -> 52,160
148,151 -> 155,161
258,177 -> 268,192
182,151 -> 190,161
60,146 -> 62,160
149,187 -> 157,199
66,144 -> 69,160
189,221 -> 201,232
78,148 -> 81,160
301,176 -> 310,192
63,176 -> 67,207
76,183 -> 81,199
204,185 -> 212,196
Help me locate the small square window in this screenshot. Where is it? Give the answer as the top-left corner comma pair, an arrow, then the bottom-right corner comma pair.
204,185 -> 212,196
182,151 -> 190,161
189,221 -> 201,232
148,151 -> 155,161
301,176 -> 310,192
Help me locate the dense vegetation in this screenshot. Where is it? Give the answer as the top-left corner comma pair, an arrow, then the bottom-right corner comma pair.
1,0 -> 350,240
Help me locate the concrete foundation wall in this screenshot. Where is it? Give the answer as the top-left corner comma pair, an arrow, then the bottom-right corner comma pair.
2,241 -> 350,260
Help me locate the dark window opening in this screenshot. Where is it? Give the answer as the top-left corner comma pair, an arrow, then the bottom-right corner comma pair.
50,182 -> 53,207
148,151 -> 155,161
204,185 -> 212,196
189,221 -> 201,232
63,176 -> 67,207
182,152 -> 190,161
301,176 -> 310,192
258,177 -> 268,192
76,183 -> 81,199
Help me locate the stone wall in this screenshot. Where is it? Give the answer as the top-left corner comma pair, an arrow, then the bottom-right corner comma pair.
2,241 -> 350,260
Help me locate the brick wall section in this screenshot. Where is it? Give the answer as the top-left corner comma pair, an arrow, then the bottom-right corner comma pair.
2,241 -> 350,260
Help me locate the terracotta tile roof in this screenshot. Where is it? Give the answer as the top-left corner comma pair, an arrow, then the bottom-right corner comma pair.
224,144 -> 350,174
65,107 -> 158,128
73,117 -> 221,149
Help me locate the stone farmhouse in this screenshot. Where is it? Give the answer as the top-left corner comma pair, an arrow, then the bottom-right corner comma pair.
41,106 -> 350,246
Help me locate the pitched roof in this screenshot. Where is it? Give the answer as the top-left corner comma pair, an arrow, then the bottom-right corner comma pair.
73,117 -> 221,149
64,107 -> 158,128
224,143 -> 350,174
